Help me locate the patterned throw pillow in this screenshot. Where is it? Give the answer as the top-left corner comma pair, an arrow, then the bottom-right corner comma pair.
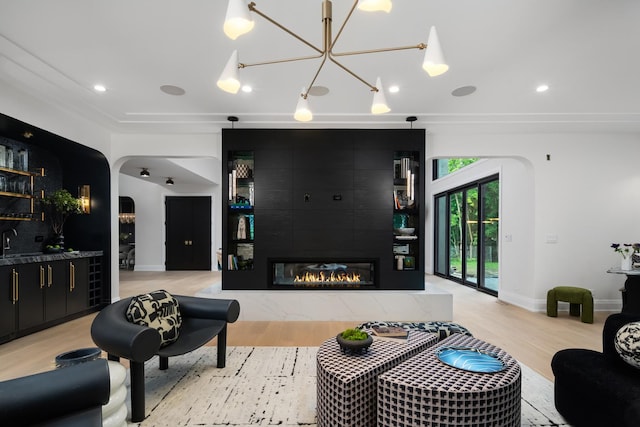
126,290 -> 182,347
356,320 -> 472,341
615,321 -> 640,369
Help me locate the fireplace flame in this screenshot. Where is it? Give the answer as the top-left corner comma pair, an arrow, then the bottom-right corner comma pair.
294,271 -> 362,284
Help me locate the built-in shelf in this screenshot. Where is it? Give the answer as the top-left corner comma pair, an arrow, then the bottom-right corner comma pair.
226,151 -> 254,271
393,152 -> 420,272
0,167 -> 43,221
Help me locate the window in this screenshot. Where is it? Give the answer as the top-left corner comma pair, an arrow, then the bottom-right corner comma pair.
433,158 -> 478,180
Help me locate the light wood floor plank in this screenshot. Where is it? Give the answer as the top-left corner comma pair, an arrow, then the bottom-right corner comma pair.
0,270 -> 611,382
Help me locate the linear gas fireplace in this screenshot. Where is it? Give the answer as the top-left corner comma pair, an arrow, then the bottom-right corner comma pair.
270,259 -> 377,289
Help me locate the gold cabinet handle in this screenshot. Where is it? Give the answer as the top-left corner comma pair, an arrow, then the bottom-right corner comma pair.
48,265 -> 52,287
11,269 -> 16,304
40,265 -> 45,289
69,262 -> 75,291
12,269 -> 18,303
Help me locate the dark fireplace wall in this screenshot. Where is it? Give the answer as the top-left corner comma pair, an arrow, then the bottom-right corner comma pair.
222,129 -> 425,291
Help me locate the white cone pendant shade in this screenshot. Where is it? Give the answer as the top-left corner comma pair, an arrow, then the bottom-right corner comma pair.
217,50 -> 241,94
223,0 -> 254,40
358,0 -> 392,13
371,77 -> 390,114
423,26 -> 449,77
294,89 -> 313,122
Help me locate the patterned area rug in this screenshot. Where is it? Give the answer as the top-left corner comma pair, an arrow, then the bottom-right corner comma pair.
127,346 -> 568,427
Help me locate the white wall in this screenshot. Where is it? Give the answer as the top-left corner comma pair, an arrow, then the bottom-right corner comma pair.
0,81 -> 111,156
111,134 -> 222,299
426,131 -> 640,312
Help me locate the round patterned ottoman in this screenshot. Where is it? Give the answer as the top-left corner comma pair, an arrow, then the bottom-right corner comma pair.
378,334 -> 521,427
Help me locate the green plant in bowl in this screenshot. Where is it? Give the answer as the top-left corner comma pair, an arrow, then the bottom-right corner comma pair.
337,328 -> 373,355
340,328 -> 369,341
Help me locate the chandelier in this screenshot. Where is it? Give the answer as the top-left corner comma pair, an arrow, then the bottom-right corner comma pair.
217,0 -> 449,122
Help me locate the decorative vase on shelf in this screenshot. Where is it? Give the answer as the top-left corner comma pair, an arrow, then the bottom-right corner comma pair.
621,256 -> 633,271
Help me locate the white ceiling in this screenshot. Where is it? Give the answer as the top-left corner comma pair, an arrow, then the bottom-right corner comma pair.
1,0 -> 639,185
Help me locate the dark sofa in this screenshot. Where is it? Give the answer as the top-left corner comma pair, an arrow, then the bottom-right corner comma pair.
91,294 -> 240,422
551,312 -> 640,427
0,358 -> 110,427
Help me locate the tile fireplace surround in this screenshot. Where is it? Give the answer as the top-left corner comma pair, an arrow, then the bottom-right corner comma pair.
196,279 -> 452,321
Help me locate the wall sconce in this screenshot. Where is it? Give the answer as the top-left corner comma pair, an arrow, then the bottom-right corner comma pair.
78,185 -> 90,214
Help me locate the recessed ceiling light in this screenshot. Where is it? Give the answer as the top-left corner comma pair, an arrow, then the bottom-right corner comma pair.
451,86 -> 476,97
536,84 -> 549,93
308,85 -> 329,96
160,85 -> 186,96
93,84 -> 106,92
140,168 -> 150,178
241,85 -> 252,93
388,85 -> 400,93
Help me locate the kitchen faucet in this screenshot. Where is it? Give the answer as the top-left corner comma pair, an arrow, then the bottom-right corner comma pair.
2,228 -> 17,258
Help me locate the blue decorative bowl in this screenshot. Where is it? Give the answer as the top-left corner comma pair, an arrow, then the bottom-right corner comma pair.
436,346 -> 506,373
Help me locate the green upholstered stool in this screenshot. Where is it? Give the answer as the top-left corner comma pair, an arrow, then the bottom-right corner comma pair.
547,286 -> 594,323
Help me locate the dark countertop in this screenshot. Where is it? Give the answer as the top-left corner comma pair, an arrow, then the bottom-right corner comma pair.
0,250 -> 103,266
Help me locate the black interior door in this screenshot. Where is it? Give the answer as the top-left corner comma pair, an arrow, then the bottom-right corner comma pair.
166,196 -> 211,270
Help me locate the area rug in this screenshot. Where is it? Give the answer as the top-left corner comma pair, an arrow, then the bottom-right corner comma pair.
126,346 -> 568,427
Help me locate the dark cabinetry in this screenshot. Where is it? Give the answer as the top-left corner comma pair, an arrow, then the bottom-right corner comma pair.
67,258 -> 88,314
44,261 -> 67,321
0,264 -> 47,335
222,129 -> 425,290
0,255 -> 101,343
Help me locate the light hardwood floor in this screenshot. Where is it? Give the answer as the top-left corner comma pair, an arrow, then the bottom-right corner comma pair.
0,270 -> 611,382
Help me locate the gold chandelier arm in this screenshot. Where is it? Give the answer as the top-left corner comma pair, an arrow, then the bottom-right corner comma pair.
249,2 -> 323,55
329,0 -> 360,51
331,43 -> 426,57
302,55 -> 330,98
328,55 -> 377,91
239,53 -> 323,69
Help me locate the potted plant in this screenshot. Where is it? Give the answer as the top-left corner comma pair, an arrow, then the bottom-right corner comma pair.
41,189 -> 82,251
336,328 -> 373,354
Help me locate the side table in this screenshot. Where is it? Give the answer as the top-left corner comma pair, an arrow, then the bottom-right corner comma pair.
607,268 -> 640,314
316,331 -> 438,427
378,334 -> 522,427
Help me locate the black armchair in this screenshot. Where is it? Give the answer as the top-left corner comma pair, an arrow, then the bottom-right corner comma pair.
551,312 -> 640,427
0,359 -> 110,427
91,294 -> 240,422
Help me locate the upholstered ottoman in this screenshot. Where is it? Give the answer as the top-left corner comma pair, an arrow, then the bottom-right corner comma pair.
316,331 -> 438,427
547,286 -> 594,323
356,320 -> 472,341
378,334 -> 521,427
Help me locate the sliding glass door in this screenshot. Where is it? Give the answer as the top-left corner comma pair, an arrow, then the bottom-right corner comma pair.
449,191 -> 463,280
434,175 -> 499,295
481,180 -> 500,292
